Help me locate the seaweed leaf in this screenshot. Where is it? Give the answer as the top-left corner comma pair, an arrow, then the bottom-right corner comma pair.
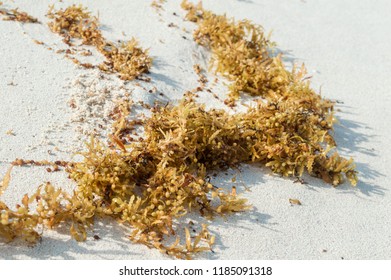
0,165 -> 13,196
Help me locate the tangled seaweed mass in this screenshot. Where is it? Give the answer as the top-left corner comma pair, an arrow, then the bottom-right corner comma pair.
0,1 -> 357,259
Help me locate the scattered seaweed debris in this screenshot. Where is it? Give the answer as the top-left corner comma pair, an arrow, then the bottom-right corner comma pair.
193,64 -> 208,90
47,4 -> 152,80
11,158 -> 70,170
0,3 -> 40,23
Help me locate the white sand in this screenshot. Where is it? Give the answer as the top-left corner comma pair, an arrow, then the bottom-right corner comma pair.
0,0 -> 390,260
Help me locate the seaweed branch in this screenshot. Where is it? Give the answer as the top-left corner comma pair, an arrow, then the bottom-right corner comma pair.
0,3 -> 40,23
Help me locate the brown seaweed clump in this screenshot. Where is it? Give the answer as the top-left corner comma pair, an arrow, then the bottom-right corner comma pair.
0,100 -> 251,258
0,3 -> 39,23
47,5 -> 152,80
66,95 -> 356,256
0,97 -> 357,258
181,1 -> 319,107
98,39 -> 152,80
180,1 -> 357,185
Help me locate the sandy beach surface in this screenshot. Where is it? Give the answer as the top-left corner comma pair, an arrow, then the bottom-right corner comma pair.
0,0 -> 390,260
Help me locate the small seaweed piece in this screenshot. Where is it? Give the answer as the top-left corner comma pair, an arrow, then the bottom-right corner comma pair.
47,4 -> 102,46
289,199 -> 302,206
47,5 -> 152,80
0,194 -> 40,243
0,4 -> 39,23
0,165 -> 13,196
151,0 -> 167,12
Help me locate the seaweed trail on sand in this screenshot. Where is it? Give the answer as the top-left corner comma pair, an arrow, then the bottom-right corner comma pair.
0,2 -> 357,259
